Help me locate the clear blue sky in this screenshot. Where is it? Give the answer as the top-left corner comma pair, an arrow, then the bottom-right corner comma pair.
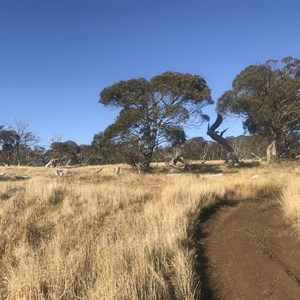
1,0 -> 299,147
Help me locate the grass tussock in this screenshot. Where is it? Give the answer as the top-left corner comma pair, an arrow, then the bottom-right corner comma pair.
280,176 -> 300,232
0,162 -> 299,299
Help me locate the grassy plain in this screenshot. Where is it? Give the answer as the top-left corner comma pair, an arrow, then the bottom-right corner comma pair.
0,161 -> 299,299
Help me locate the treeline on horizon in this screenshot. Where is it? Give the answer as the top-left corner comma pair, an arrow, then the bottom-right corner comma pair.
1,128 -> 295,167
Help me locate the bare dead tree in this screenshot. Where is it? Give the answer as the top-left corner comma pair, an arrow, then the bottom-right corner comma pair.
170,147 -> 186,165
45,158 -> 58,168
207,114 -> 238,164
201,142 -> 211,163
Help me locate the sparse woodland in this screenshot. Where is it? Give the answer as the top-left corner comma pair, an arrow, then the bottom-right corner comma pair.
0,57 -> 300,299
1,57 -> 299,168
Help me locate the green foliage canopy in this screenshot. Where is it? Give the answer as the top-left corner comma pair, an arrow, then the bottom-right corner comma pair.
217,57 -> 300,158
46,140 -> 80,165
99,71 -> 212,170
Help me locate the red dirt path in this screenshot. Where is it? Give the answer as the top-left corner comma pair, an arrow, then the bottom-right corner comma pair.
198,200 -> 300,300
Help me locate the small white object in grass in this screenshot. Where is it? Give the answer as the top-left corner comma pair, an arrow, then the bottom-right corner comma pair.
166,173 -> 182,177
55,170 -> 66,176
15,175 -> 30,180
250,174 -> 261,179
113,166 -> 120,174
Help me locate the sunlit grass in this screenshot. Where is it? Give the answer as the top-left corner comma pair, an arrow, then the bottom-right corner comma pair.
280,177 -> 300,233
0,161 -> 299,299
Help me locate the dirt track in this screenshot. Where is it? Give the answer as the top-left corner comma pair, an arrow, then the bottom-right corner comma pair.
197,200 -> 300,300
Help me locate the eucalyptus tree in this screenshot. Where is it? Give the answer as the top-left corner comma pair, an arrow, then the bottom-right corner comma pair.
0,121 -> 39,165
99,71 -> 212,171
78,144 -> 99,165
164,125 -> 187,165
92,131 -> 127,164
217,57 -> 300,162
0,126 -> 15,165
46,140 -> 80,165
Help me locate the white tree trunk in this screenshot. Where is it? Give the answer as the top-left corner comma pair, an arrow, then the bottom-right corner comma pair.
267,141 -> 277,163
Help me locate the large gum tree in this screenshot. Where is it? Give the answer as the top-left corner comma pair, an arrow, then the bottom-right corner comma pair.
99,71 -> 213,171
217,57 -> 300,162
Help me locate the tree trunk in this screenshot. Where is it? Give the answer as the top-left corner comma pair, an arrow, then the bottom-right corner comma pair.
170,146 -> 186,165
139,152 -> 153,172
140,158 -> 151,172
207,114 -> 239,165
266,141 -> 277,163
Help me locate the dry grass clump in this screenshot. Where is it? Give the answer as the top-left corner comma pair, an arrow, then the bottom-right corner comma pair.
0,162 -> 299,299
280,176 -> 300,232
0,173 -> 214,299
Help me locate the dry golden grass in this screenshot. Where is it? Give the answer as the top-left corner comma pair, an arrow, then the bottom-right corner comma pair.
0,161 -> 299,299
280,176 -> 300,233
